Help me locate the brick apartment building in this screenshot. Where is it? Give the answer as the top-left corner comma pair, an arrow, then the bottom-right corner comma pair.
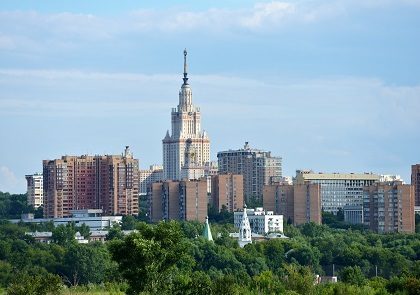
211,174 -> 244,212
43,146 -> 139,218
148,179 -> 207,222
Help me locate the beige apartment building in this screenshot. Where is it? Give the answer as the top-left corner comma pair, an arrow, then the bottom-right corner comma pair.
211,174 -> 244,212
148,179 -> 207,222
363,181 -> 415,233
43,146 -> 139,218
263,183 -> 321,225
412,164 -> 420,206
217,142 -> 282,202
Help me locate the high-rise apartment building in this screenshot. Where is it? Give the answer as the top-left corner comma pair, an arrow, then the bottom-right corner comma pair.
217,142 -> 282,201
263,183 -> 321,225
139,165 -> 163,195
25,173 -> 43,208
211,174 -> 244,212
163,50 -> 210,181
363,181 -> 415,233
148,179 -> 207,222
412,164 -> 420,206
295,170 -> 379,214
43,146 -> 139,218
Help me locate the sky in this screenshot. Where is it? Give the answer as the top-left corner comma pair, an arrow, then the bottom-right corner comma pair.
0,0 -> 419,193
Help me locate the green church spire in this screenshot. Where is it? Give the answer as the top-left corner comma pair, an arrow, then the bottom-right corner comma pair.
203,216 -> 213,241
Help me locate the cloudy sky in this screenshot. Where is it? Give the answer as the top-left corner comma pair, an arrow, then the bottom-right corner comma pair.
1,0 -> 419,193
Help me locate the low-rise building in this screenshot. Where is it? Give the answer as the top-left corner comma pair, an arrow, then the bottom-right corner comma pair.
234,207 -> 283,234
10,209 -> 122,231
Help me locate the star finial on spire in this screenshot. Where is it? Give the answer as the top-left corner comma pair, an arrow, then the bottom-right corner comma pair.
183,48 -> 189,85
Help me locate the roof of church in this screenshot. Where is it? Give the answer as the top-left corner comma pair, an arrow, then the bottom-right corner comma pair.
203,216 -> 213,241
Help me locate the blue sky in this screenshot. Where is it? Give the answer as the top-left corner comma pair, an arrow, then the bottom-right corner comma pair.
0,0 -> 419,193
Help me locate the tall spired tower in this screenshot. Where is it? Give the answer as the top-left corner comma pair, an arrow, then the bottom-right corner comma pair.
163,50 -> 210,180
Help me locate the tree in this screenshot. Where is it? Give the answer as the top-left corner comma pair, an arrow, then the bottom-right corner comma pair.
106,225 -> 124,241
51,223 -> 76,246
62,243 -> 115,286
77,223 -> 91,239
340,266 -> 366,286
0,192 -> 32,219
208,205 -> 234,224
6,272 -> 62,295
253,270 -> 285,294
109,221 -> 190,294
121,215 -> 137,230
282,263 -> 315,294
212,274 -> 240,295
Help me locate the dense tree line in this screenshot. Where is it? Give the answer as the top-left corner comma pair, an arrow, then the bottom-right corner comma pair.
0,218 -> 420,294
1,192 -> 420,294
0,192 -> 43,219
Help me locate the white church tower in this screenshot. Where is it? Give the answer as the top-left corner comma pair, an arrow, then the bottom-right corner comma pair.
238,204 -> 252,248
163,50 -> 210,180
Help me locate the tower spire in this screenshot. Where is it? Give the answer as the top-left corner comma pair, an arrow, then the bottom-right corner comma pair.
183,48 -> 188,85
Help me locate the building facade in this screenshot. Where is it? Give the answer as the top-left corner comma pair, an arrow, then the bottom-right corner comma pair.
343,205 -> 364,224
217,142 -> 282,201
12,209 -> 122,231
211,174 -> 244,213
148,179 -> 207,222
139,165 -> 163,195
163,50 -> 210,181
295,170 -> 379,214
43,146 -> 139,218
25,173 -> 43,208
412,164 -> 420,206
234,207 -> 283,235
263,183 -> 321,225
363,181 -> 415,233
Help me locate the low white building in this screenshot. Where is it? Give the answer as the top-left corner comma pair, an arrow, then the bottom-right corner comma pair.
234,207 -> 283,234
11,209 -> 122,231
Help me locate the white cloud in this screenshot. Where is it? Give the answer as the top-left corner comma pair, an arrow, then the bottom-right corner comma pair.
0,166 -> 24,193
0,34 -> 15,49
0,68 -> 419,129
241,2 -> 295,28
1,0 -> 418,47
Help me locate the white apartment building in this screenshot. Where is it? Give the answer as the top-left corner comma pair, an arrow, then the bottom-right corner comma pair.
162,50 -> 210,181
139,165 -> 164,195
234,207 -> 283,234
25,173 -> 43,208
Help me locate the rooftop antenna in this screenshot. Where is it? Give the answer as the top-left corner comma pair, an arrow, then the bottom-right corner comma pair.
183,49 -> 189,85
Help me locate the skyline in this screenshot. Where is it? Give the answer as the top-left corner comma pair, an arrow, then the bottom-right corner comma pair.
1,0 -> 420,193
